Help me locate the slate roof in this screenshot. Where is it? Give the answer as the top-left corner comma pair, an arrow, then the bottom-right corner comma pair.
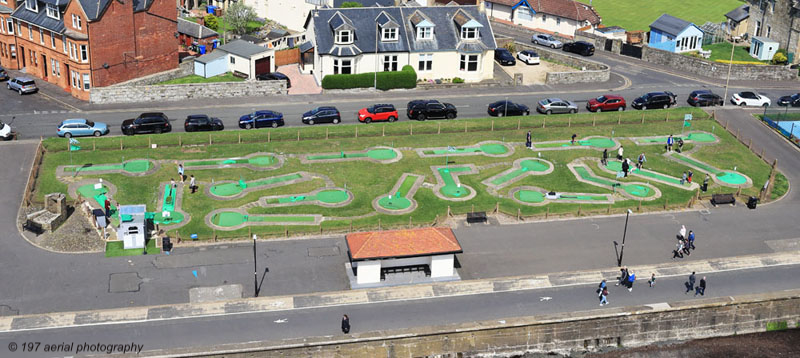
333,0 -> 394,7
649,14 -> 698,38
725,4 -> 749,22
0,4 -> 14,14
178,18 -> 218,39
346,227 -> 462,261
312,5 -> 496,56
487,0 -> 601,25
299,41 -> 314,53
76,0 -> 114,21
266,28 -> 289,40
195,50 -> 227,64
11,2 -> 66,33
217,39 -> 270,58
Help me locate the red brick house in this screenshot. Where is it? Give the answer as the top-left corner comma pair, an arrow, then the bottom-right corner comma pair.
7,0 -> 178,100
178,17 -> 218,51
0,0 -> 20,70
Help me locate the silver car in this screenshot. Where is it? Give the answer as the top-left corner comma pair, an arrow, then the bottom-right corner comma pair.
7,77 -> 38,95
532,34 -> 563,49
537,98 -> 578,115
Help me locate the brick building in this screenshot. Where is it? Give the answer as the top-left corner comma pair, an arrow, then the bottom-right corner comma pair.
6,0 -> 178,100
0,0 -> 20,70
746,0 -> 800,62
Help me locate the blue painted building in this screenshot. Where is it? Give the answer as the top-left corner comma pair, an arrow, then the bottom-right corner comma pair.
648,14 -> 704,53
194,51 -> 228,78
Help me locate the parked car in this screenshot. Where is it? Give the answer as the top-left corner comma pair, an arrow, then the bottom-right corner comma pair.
407,100 -> 457,120
487,100 -> 529,117
255,72 -> 291,88
7,77 -> 38,95
562,41 -> 595,56
238,110 -> 284,129
687,90 -> 723,107
731,91 -> 771,107
57,119 -> 109,138
302,106 -> 341,125
517,50 -> 540,65
494,48 -> 516,66
0,67 -> 9,81
777,93 -> 800,107
357,104 -> 398,123
0,120 -> 13,140
586,95 -> 626,112
631,91 -> 677,110
184,114 -> 224,132
121,113 -> 171,135
532,34 -> 562,49
537,98 -> 578,115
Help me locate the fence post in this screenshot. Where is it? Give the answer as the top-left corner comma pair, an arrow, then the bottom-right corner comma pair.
618,113 -> 621,124
179,136 -> 182,147
641,113 -> 645,124
268,131 -> 271,142
543,117 -> 546,128
577,204 -> 581,215
326,127 -> 329,140
447,205 -> 451,217
438,122 -> 441,134
517,208 -> 521,221
711,109 -> 716,119
409,216 -> 412,227
410,124 -> 413,136
759,148 -> 764,159
378,218 -> 381,230
238,133 -> 241,144
382,126 -> 385,137
209,134 -> 212,145
664,198 -> 668,210
748,138 -> 752,149
736,128 -> 740,138
491,120 -> 494,131
149,136 -> 151,148
517,118 -> 520,130
638,200 -> 642,211
568,116 -> 571,127
93,139 -> 96,151
471,204 -> 474,213
545,206 -> 549,219
607,204 -> 611,214
725,120 -> 729,129
593,116 -> 596,126
120,138 -> 123,150
350,220 -> 353,232
666,113 -> 669,122
355,127 -> 358,138
297,130 -> 300,141
464,121 -> 468,133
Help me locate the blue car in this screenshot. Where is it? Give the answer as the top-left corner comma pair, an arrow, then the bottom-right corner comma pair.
239,110 -> 284,129
57,119 -> 109,138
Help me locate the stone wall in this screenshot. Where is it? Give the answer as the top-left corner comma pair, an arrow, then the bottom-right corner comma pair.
574,30 -> 623,55
109,60 -> 195,87
90,80 -> 287,104
514,42 -> 611,85
192,289 -> 800,358
641,46 -> 798,81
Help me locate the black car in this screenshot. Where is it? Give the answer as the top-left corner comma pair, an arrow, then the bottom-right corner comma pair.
302,106 -> 341,125
687,90 -> 723,107
407,100 -> 457,120
239,110 -> 284,129
631,91 -> 677,110
562,41 -> 595,56
0,67 -> 8,81
487,100 -> 529,117
777,93 -> 800,107
494,48 -> 516,66
121,113 -> 171,135
184,114 -> 224,132
255,72 -> 291,88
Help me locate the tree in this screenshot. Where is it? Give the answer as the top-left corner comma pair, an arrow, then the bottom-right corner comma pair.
203,14 -> 219,31
222,2 -> 258,35
341,1 -> 363,7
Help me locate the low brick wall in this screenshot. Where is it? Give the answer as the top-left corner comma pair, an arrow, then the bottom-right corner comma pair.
514,42 -> 610,85
183,289 -> 800,358
641,46 -> 798,81
89,80 -> 287,104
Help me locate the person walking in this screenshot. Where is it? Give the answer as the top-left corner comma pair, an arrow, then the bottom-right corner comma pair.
703,174 -> 710,191
677,138 -> 684,152
678,225 -> 687,241
621,159 -> 630,177
170,178 -> 176,196
104,198 -> 112,218
526,131 -> 532,149
687,230 -> 696,250
599,286 -> 609,306
648,273 -> 656,288
673,241 -> 685,259
617,146 -> 624,161
695,277 -> 706,296
571,133 -> 577,145
602,148 -> 608,166
189,175 -> 197,194
681,171 -> 688,185
687,170 -> 694,183
626,271 -> 636,292
667,135 -> 674,152
616,267 -> 628,286
597,279 -> 607,300
341,314 -> 350,334
178,164 -> 185,183
682,238 -> 691,255
637,153 -> 646,171
686,272 -> 696,294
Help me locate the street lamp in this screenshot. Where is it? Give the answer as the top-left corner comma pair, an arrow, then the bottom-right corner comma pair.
374,21 -> 379,90
253,234 -> 259,297
616,209 -> 633,267
722,39 -> 735,107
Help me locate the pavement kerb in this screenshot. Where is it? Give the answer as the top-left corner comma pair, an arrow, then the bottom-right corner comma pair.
4,250 -> 799,334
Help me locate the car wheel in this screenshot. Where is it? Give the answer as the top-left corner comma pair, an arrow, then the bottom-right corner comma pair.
533,40 -> 538,45
154,128 -> 162,134
333,118 -> 340,124
365,117 -> 372,124
388,116 -> 396,122
93,131 -> 101,137
271,122 -> 278,128
551,44 -> 556,49
446,113 -> 456,119
246,123 -> 253,129
18,89 -> 23,95
597,107 -> 603,112
64,132 -> 72,139
546,110 -> 552,115
618,106 -> 625,111
497,112 -> 504,117
570,109 -> 577,114
739,102 -> 746,107
417,114 -> 426,121
663,104 -> 669,109
763,103 -> 769,107
6,84 -> 9,90
308,119 -> 314,125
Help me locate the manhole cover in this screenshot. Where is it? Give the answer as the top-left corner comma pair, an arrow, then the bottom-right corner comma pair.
308,246 -> 340,257
109,272 -> 142,293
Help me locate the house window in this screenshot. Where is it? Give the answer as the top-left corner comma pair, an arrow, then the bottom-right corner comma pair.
459,54 -> 478,72
6,19 -> 12,35
72,14 -> 81,30
417,26 -> 432,40
690,36 -> 696,50
333,58 -> 352,74
83,73 -> 90,90
418,53 -> 432,71
517,8 -> 533,22
382,54 -> 397,72
39,28 -> 44,44
28,24 -> 32,40
50,31 -> 56,48
55,60 -> 60,76
71,71 -> 77,88
80,44 -> 88,62
542,14 -> 547,23
461,27 -> 478,40
335,30 -> 352,44
766,25 -> 771,38
46,4 -> 59,20
9,44 -> 15,58
381,28 -> 397,41
51,58 -> 56,76
556,17 -> 561,26
755,20 -> 762,37
230,56 -> 235,64
25,0 -> 38,12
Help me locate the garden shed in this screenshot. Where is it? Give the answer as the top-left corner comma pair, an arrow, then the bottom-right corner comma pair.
194,50 -> 228,78
750,36 -> 778,61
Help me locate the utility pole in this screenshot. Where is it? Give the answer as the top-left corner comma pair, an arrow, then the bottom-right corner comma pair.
617,209 -> 633,266
253,234 -> 258,297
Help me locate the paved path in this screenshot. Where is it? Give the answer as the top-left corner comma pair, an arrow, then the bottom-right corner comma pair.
278,64 -> 322,95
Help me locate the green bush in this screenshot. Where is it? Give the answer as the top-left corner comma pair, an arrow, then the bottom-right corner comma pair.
772,51 -> 788,65
452,77 -> 465,84
204,14 -> 219,31
322,65 -> 416,90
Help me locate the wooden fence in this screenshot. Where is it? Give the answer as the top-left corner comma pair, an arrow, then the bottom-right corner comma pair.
275,48 -> 300,67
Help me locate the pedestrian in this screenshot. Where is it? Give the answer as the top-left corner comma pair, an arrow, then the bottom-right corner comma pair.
189,175 -> 197,194
695,276 -> 706,296
679,225 -> 687,241
104,198 -> 112,218
682,238 -> 691,255
602,148 -> 608,166
673,241 -> 685,259
526,130 -> 532,148
170,178 -> 176,189
677,138 -> 684,152
621,159 -> 629,177
687,230 -> 696,250
341,314 -> 350,334
686,272 -> 696,294
667,135 -> 674,152
571,133 -> 577,145
599,287 -> 609,305
680,171 -> 687,185
703,174 -> 710,191
617,146 -> 624,160
637,153 -> 646,171
648,273 -> 656,288
616,267 -> 628,286
597,279 -> 607,299
178,164 -> 185,183
627,271 -> 636,292
687,170 -> 693,183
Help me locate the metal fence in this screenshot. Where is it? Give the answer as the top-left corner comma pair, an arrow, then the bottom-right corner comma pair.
760,107 -> 800,147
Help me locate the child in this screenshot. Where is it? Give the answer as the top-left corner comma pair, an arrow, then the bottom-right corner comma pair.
571,134 -> 577,145
681,171 -> 687,185
687,170 -> 693,183
648,273 -> 656,288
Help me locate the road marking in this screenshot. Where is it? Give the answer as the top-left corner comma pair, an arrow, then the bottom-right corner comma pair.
37,91 -> 82,112
539,297 -> 552,302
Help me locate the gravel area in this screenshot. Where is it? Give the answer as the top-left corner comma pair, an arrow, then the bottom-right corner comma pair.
498,59 -> 576,85
21,205 -> 105,253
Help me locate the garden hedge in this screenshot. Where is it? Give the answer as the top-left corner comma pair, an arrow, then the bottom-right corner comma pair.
322,65 -> 416,90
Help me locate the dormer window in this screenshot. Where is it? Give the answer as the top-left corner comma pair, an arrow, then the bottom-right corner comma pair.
381,28 -> 397,41
461,27 -> 478,40
72,14 -> 82,30
46,4 -> 59,20
335,30 -> 352,44
417,26 -> 432,40
25,0 -> 38,12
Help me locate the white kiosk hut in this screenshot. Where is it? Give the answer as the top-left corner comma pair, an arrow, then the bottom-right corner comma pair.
118,205 -> 147,249
346,227 -> 462,288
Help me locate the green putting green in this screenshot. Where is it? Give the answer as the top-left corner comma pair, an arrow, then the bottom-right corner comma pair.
212,211 -> 246,227
515,190 -> 545,203
574,166 -> 616,186
670,154 -> 720,174
685,133 -> 716,142
425,148 -> 480,155
247,215 -> 316,223
537,138 -> 615,148
479,144 -> 509,154
605,162 -> 686,186
210,183 -> 244,197
558,194 -> 609,201
210,173 -> 302,197
378,196 -> 412,210
77,184 -> 118,219
185,156 -> 275,167
716,171 -> 748,185
153,183 -> 184,225
397,176 -> 418,197
366,148 -> 397,160
491,159 -> 550,185
153,211 -> 185,225
307,149 -> 396,161
622,184 -> 654,197
66,160 -> 150,173
438,167 -> 472,198
425,144 -> 507,155
316,190 -> 349,203
122,160 -> 151,173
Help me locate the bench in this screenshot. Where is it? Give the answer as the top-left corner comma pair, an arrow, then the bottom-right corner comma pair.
466,211 -> 487,223
711,193 -> 736,206
23,220 -> 44,235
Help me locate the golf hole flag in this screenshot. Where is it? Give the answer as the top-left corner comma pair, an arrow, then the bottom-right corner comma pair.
684,114 -> 692,127
69,138 -> 81,151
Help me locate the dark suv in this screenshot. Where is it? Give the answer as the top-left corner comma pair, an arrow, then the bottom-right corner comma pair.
487,100 -> 530,117
563,41 -> 595,56
494,48 -> 516,66
631,91 -> 677,110
302,106 -> 341,125
407,100 -> 457,120
687,90 -> 723,107
121,113 -> 171,135
184,114 -> 224,132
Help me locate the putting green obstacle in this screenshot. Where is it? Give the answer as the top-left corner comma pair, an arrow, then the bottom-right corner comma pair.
532,136 -> 618,150
417,141 -> 513,158
374,173 -> 425,213
603,160 -> 697,190
208,210 -> 321,229
510,186 -> 613,205
259,188 -> 352,207
667,153 -> 751,187
432,165 -> 478,201
183,153 -> 279,170
631,131 -> 718,145
77,183 -> 118,221
569,162 -> 659,200
483,158 -> 554,189
153,183 -> 185,225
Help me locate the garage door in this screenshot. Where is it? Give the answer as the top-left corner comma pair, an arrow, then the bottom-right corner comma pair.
255,57 -> 271,76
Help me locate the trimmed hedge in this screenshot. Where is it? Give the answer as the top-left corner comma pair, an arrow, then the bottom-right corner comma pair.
322,65 -> 416,90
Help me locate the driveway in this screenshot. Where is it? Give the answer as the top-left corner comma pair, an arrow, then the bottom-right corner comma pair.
277,64 -> 322,95
497,59 -> 575,85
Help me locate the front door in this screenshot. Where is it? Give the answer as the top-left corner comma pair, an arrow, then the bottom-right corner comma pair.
42,54 -> 47,79
20,46 -> 25,67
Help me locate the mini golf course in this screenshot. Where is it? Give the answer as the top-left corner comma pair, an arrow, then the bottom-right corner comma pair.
376,174 -> 423,211
209,173 -> 304,197
514,189 -> 609,204
490,159 -> 551,186
534,137 -> 617,149
153,183 -> 185,225
77,183 -> 118,220
572,165 -> 656,199
634,132 -> 717,144
264,189 -> 350,205
210,211 -> 318,228
305,148 -> 397,161
669,153 -> 749,186
423,143 -> 508,156
184,155 -> 276,168
437,166 -> 474,199
64,160 -> 151,175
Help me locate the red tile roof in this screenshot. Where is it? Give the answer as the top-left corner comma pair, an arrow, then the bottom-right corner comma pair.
346,227 -> 462,260
489,0 -> 601,25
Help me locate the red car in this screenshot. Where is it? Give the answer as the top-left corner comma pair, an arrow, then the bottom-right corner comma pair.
586,95 -> 626,112
357,104 -> 398,123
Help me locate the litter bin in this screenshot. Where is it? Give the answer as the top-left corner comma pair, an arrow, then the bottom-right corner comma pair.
198,45 -> 206,55
206,5 -> 216,14
747,196 -> 758,209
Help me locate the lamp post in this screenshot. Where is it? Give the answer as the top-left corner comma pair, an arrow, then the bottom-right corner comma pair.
616,209 -> 633,267
374,21 -> 379,90
253,234 -> 259,297
722,39 -> 735,107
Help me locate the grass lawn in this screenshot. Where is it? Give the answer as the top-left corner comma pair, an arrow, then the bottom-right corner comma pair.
698,42 -> 767,63
38,108 -> 787,241
157,73 -> 244,85
216,18 -> 264,35
578,0 -> 745,31
105,239 -> 160,257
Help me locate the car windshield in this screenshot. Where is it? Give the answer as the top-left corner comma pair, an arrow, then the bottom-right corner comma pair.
792,94 -> 800,100
86,121 -> 95,127
596,96 -> 607,102
543,99 -> 553,104
640,94 -> 650,101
